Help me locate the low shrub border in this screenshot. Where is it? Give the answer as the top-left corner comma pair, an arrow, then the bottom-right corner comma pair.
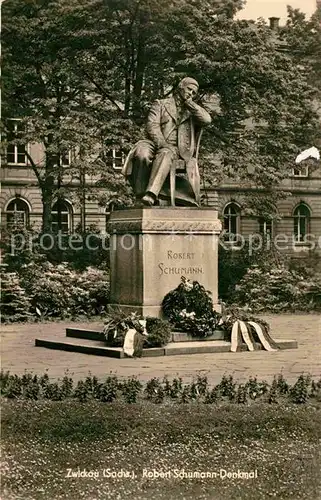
231,264 -> 321,313
1,264 -> 110,322
2,255 -> 321,324
1,370 -> 320,405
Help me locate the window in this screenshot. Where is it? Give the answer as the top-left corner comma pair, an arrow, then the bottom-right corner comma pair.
292,166 -> 309,177
106,148 -> 124,170
293,204 -> 311,243
51,200 -> 73,233
259,218 -> 273,239
6,121 -> 27,165
52,150 -> 72,166
223,203 -> 240,242
6,198 -> 30,228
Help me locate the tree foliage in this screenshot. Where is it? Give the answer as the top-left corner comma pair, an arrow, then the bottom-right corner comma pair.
280,4 -> 321,147
2,0 -> 320,224
67,1 -> 319,187
1,0 -> 133,231
281,5 -> 321,97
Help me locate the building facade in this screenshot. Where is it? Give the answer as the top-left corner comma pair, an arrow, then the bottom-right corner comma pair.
1,135 -> 320,261
213,162 -> 321,259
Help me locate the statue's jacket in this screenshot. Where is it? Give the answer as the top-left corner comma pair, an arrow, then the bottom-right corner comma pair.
122,96 -> 211,204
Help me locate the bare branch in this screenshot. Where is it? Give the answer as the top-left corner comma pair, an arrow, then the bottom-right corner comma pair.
79,66 -> 124,114
24,149 -> 43,185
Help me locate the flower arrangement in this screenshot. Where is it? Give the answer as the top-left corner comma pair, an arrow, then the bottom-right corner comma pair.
217,306 -> 278,352
162,277 -> 277,350
145,317 -> 172,347
102,278 -> 277,354
162,277 -> 220,338
220,306 -> 271,336
103,310 -> 172,356
103,310 -> 144,347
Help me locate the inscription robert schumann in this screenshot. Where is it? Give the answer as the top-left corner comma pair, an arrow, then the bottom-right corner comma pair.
158,250 -> 204,276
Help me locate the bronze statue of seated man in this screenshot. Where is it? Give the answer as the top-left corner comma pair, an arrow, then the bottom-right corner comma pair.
122,77 -> 212,207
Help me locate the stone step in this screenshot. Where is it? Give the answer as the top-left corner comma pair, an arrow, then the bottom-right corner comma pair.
35,336 -> 298,358
171,330 -> 226,342
66,328 -> 105,342
36,337 -> 124,358
65,327 -> 226,343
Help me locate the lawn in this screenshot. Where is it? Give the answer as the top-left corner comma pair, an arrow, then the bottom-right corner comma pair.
2,399 -> 321,500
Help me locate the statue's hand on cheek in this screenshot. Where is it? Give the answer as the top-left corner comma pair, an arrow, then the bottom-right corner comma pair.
184,97 -> 195,108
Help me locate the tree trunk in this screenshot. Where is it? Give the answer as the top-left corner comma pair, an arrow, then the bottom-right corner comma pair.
132,32 -> 146,118
80,168 -> 86,233
133,26 -> 145,98
124,32 -> 132,117
41,170 -> 55,233
42,190 -> 54,233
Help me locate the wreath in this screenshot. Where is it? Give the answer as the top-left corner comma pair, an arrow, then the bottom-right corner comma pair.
103,310 -> 172,355
162,277 -> 220,338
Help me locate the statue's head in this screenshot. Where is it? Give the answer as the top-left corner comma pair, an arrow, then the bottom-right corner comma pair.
177,77 -> 199,101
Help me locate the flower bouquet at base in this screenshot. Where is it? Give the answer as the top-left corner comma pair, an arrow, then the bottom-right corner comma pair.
103,310 -> 144,346
162,277 -> 220,338
219,305 -> 278,352
103,309 -> 172,357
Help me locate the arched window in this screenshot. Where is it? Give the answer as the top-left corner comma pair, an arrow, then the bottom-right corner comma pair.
223,203 -> 240,242
6,198 -> 30,228
51,200 -> 73,233
293,204 -> 311,242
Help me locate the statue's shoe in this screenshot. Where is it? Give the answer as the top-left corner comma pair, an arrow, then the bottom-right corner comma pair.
141,194 -> 155,206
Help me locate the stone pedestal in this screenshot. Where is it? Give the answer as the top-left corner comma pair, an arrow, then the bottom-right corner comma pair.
108,207 -> 222,317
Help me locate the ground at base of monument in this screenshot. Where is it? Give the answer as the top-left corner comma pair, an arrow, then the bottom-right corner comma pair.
2,315 -> 319,386
35,326 -> 297,358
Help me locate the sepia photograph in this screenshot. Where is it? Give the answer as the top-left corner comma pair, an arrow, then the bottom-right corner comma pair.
1,0 -> 321,498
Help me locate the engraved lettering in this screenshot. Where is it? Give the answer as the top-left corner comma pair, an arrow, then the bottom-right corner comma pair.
167,251 -> 195,260
158,265 -> 204,276
158,263 -> 164,275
